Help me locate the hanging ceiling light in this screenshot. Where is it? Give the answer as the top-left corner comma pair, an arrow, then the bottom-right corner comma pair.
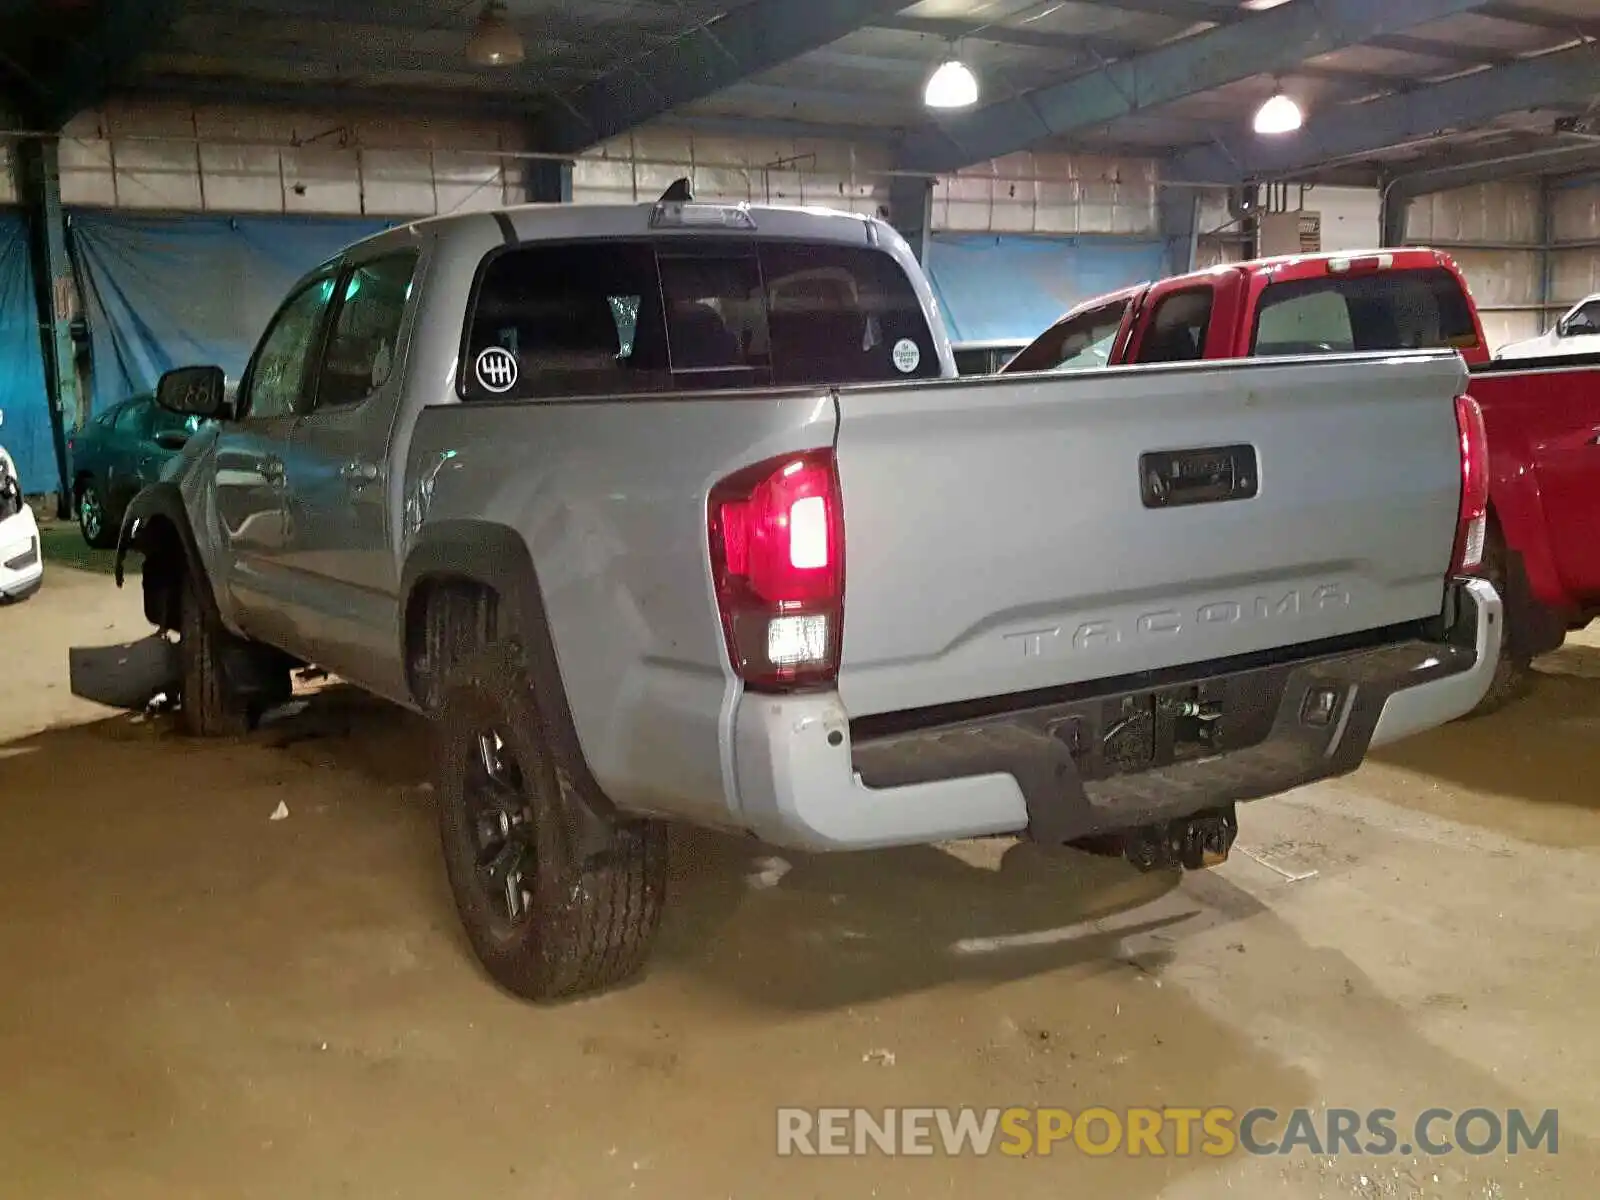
466,0 -> 525,68
924,51 -> 979,110
1253,87 -> 1303,135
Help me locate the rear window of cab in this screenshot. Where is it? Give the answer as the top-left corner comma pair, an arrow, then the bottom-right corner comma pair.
460,238 -> 941,401
1251,267 -> 1479,357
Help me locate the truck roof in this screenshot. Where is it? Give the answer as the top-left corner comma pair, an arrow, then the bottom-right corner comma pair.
346,199 -> 888,261
1164,246 -> 1455,288
1036,246 -> 1462,334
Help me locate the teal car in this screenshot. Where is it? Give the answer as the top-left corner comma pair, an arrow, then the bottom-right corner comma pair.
68,393 -> 206,547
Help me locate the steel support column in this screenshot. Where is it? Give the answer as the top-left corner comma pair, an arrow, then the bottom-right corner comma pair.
1537,175 -> 1555,332
888,175 -> 933,264
1159,188 -> 1200,275
1380,178 -> 1411,247
16,138 -> 78,512
525,158 -> 573,204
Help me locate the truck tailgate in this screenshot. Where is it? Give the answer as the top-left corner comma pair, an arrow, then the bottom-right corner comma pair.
833,350 -> 1468,717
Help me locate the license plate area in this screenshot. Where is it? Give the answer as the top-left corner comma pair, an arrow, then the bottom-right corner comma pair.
1099,686 -> 1225,775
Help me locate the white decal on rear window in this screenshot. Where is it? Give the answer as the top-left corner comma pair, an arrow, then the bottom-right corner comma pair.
892,338 -> 921,374
475,346 -> 518,393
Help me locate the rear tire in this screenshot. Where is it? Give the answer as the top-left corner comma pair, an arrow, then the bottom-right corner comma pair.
435,641 -> 667,1001
1466,526 -> 1532,717
178,571 -> 252,737
77,480 -> 115,549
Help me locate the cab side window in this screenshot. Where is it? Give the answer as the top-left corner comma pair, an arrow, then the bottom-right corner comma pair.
1135,289 -> 1213,365
314,253 -> 418,410
1009,301 -> 1128,374
241,275 -> 337,420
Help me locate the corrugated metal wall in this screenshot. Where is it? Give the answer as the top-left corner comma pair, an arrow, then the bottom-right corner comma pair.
572,127 -> 888,214
1404,181 -> 1544,351
1550,178 -> 1600,316
57,101 -> 525,216
1193,185 -> 1382,272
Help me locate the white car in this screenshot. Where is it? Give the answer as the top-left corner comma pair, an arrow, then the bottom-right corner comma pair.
0,409 -> 43,604
1495,295 -> 1600,361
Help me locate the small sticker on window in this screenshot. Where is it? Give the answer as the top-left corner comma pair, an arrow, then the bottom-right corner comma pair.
892,338 -> 921,374
475,346 -> 518,394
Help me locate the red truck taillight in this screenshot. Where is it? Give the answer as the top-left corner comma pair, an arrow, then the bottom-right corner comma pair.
708,449 -> 844,691
1452,393 -> 1489,574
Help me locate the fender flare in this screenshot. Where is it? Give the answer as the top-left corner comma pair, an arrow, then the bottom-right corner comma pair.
399,520 -> 547,648
115,482 -> 223,629
399,521 -> 618,838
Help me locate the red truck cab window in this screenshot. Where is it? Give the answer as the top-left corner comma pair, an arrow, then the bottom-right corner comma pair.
1132,288 -> 1214,364
1003,298 -> 1131,373
1249,267 -> 1481,359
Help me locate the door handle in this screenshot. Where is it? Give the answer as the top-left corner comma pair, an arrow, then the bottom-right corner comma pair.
339,460 -> 380,485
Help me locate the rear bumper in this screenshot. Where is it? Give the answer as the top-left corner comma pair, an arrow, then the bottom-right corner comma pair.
733,578 -> 1501,851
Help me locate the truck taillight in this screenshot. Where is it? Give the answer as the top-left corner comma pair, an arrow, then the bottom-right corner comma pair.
1452,394 -> 1489,574
708,450 -> 844,691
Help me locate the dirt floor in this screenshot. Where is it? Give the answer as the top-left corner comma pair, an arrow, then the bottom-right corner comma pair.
2,558 -> 1599,1198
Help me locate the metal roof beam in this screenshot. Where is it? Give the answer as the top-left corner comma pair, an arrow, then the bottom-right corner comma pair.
1479,2 -> 1600,38
1389,138 -> 1600,198
1172,44 -> 1600,183
897,0 -> 1492,174
533,0 -> 914,154
872,14 -> 1413,90
1064,0 -> 1538,61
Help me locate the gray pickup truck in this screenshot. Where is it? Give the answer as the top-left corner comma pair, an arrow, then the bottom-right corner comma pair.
73,190 -> 1501,1001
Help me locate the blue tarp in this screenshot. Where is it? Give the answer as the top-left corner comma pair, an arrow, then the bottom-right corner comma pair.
0,212 -> 53,494
925,233 -> 1165,344
70,212 -> 395,415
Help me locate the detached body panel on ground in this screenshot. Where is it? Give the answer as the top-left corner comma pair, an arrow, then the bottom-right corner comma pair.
76,201 -> 1501,997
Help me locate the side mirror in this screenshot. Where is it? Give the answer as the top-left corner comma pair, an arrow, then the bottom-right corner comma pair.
156,365 -> 228,419
153,430 -> 190,451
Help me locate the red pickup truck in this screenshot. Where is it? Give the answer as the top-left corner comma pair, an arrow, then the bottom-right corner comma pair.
1004,248 -> 1600,713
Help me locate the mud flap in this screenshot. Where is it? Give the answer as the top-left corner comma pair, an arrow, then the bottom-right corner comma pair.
68,635 -> 181,711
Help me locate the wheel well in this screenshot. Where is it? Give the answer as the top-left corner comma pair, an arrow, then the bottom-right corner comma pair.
135,514 -> 187,631
405,575 -> 501,710
73,470 -> 93,496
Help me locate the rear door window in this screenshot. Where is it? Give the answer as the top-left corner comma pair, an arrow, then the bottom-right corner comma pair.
1134,289 -> 1213,364
1251,268 -> 1478,356
313,252 -> 418,410
461,238 -> 938,401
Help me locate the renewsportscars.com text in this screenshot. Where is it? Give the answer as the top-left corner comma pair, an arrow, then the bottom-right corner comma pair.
776,1106 -> 1559,1158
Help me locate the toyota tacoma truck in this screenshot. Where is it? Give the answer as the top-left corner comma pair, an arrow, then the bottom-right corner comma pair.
71,194 -> 1500,1001
1006,247 -> 1600,712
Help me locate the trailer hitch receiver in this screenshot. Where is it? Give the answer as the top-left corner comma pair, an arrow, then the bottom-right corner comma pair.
1124,805 -> 1238,872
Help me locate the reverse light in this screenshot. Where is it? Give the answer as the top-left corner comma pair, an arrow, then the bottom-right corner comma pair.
709,450 -> 844,691
1452,394 -> 1489,574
